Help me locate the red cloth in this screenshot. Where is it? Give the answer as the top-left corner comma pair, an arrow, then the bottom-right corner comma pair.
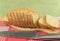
0,21 -> 60,41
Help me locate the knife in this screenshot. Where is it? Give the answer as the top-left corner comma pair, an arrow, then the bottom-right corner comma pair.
0,31 -> 60,39
36,34 -> 60,39
0,31 -> 37,39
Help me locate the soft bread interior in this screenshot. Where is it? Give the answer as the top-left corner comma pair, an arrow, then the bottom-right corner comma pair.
38,17 -> 52,29
39,16 -> 48,26
32,11 -> 40,26
45,14 -> 59,28
38,17 -> 47,28
39,14 -> 59,30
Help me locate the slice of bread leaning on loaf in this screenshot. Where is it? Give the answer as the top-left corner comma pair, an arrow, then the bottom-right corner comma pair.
38,14 -> 59,31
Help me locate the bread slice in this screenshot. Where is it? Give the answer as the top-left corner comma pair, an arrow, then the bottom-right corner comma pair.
38,16 -> 51,29
7,8 -> 40,27
45,14 -> 59,29
38,14 -> 59,30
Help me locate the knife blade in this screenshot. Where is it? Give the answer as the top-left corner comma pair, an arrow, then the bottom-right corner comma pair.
37,34 -> 60,39
0,31 -> 37,39
0,31 -> 60,39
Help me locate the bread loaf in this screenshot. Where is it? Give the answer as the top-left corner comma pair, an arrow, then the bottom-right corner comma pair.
7,8 -> 40,27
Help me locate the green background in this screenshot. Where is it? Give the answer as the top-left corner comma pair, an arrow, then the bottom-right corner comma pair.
0,0 -> 60,17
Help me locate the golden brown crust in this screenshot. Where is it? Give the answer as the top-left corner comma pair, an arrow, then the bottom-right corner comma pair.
10,25 -> 39,31
7,8 -> 39,27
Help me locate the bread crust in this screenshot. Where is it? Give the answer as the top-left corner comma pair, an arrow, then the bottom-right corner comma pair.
7,8 -> 39,27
